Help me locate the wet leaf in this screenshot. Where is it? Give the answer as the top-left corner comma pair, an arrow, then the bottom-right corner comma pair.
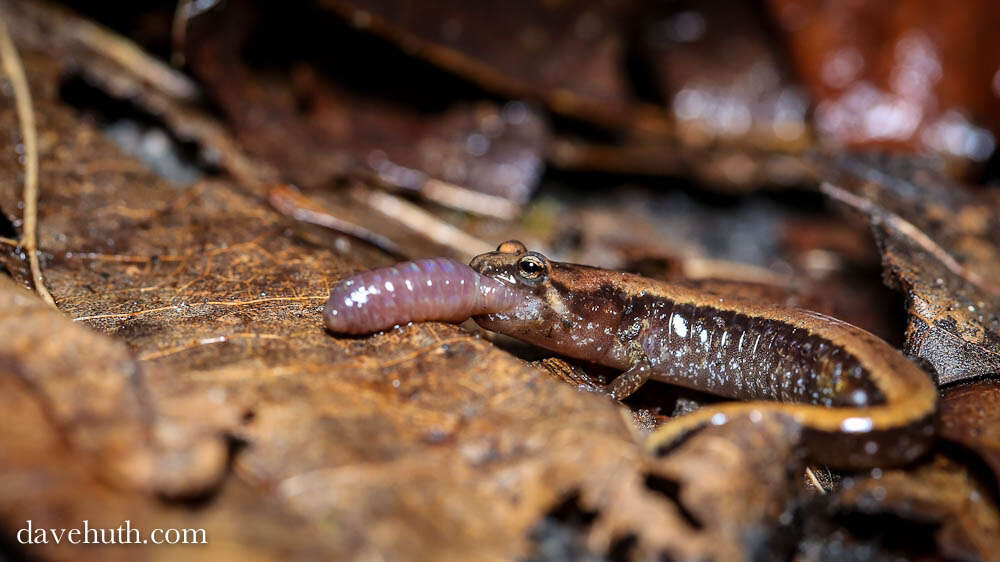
642,0 -> 809,150
939,380 -> 1000,487
318,0 -> 640,128
769,0 -> 1000,164
820,154 -> 1000,383
185,0 -> 549,204
835,455 -> 1000,561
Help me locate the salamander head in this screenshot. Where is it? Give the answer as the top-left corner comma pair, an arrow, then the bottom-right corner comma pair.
469,241 -> 621,363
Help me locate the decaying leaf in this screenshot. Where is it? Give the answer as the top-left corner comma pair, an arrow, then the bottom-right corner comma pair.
939,380 -> 1000,487
820,154 -> 1000,384
834,454 -> 1000,561
769,0 -> 1000,164
527,414 -> 806,560
0,325 -> 344,562
186,0 -> 549,204
317,0 -> 641,128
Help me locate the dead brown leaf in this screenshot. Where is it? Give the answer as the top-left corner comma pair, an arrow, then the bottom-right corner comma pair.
939,380 -> 1000,488
836,454 -> 1000,561
185,0 -> 549,204
317,0 -> 641,128
820,154 -> 1000,384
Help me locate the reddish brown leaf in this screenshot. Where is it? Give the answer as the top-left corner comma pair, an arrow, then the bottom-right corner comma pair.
939,380 -> 1000,487
770,0 -> 1000,163
837,455 -> 1000,561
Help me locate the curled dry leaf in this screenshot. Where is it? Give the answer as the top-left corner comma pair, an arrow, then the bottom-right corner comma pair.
0,276 -> 231,497
820,154 -> 1000,384
0,324 -> 342,562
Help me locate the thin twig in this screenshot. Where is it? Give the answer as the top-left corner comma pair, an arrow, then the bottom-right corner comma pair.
171,0 -> 222,67
419,178 -> 521,221
358,167 -> 522,220
0,18 -> 55,306
804,467 -> 827,495
64,7 -> 200,102
269,184 -> 406,258
350,184 -> 494,262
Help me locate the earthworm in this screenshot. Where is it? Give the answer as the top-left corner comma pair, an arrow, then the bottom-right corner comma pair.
324,257 -> 521,334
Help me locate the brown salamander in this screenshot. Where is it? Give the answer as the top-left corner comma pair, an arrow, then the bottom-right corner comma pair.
469,241 -> 937,468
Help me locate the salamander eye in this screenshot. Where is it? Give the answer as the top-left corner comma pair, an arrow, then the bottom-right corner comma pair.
516,253 -> 549,283
497,240 -> 527,254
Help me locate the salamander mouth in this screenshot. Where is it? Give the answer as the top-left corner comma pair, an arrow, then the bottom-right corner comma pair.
469,252 -> 519,286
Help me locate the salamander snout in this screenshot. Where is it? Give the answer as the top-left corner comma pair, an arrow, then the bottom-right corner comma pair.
469,250 -> 520,286
469,240 -> 552,289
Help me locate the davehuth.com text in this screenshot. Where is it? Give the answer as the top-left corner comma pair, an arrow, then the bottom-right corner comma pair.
16,520 -> 207,545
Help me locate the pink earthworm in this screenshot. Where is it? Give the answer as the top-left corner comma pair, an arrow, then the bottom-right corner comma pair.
324,257 -> 522,334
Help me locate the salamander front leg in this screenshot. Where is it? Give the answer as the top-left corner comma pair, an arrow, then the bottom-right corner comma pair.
605,358 -> 653,401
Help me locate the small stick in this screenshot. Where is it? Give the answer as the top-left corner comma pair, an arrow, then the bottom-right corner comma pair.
268,184 -> 406,258
64,7 -> 201,102
420,178 -> 521,221
0,18 -> 55,306
171,0 -> 222,67
350,184 -> 494,262
804,466 -> 827,495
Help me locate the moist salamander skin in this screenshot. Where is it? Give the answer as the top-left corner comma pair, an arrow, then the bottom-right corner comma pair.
469,241 -> 937,468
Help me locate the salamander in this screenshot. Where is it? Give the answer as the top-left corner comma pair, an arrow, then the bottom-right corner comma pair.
326,241 -> 938,467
